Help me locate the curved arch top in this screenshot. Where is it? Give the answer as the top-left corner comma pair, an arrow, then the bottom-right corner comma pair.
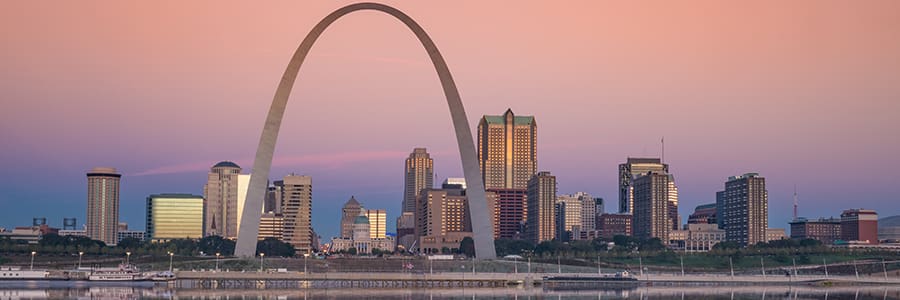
235,2 -> 496,259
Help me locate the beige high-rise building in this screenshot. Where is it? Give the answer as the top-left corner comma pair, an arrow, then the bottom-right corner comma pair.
619,158 -> 669,214
633,171 -> 670,240
722,173 -> 768,246
340,196 -> 364,238
556,194 -> 583,232
203,161 -> 241,238
403,148 -> 433,213
86,167 -> 120,246
258,212 -> 284,240
278,175 -> 313,254
366,209 -> 387,239
525,171 -> 556,243
478,109 -> 537,190
415,186 -> 497,253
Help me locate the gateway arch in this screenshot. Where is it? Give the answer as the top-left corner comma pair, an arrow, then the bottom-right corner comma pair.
235,2 -> 497,259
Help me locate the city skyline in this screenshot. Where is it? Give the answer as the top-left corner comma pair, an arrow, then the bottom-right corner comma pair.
2,1 -> 900,241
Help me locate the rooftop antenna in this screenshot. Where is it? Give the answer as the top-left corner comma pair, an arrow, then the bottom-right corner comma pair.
661,136 -> 665,163
793,185 -> 799,221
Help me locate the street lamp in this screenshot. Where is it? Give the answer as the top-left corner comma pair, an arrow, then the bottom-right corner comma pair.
125,252 -> 131,265
78,251 -> 84,269
30,251 -> 36,270
259,253 -> 265,272
168,252 -> 174,272
215,253 -> 221,271
514,256 -> 518,274
304,253 -> 310,274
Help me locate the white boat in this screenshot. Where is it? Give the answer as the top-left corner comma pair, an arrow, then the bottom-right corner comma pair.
0,266 -> 49,280
88,264 -> 151,281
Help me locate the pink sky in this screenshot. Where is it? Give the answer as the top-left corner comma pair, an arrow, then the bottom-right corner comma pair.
1,1 -> 899,238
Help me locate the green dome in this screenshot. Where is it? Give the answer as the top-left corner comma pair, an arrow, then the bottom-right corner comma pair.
354,215 -> 369,224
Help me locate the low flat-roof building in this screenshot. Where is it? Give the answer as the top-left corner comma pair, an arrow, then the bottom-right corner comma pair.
789,217 -> 841,245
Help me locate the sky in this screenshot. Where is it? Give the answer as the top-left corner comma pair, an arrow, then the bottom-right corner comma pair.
1,1 -> 899,240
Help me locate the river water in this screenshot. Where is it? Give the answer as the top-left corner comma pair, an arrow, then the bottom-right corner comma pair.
1,282 -> 899,299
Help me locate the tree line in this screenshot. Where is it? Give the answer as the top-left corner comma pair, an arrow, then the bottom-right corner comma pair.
0,234 -> 297,258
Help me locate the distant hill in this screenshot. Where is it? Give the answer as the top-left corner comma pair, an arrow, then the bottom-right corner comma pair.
879,215 -> 900,241
881,215 -> 900,227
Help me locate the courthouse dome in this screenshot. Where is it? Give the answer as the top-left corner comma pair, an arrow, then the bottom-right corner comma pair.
212,161 -> 241,169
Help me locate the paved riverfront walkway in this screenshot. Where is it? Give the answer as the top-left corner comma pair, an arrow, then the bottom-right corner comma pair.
176,270 -> 900,286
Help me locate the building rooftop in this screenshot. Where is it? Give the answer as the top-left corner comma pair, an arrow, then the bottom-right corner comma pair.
354,215 -> 370,224
149,193 -> 204,199
482,109 -> 535,125
213,161 -> 241,169
344,196 -> 361,207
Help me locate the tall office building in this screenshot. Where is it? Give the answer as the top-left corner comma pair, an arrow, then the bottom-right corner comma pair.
555,194 -> 582,234
715,190 -> 726,230
633,171 -> 670,240
491,188 -> 527,239
840,209 -> 878,244
415,187 -> 474,253
340,196 -> 364,238
366,209 -> 387,239
555,202 -> 569,241
618,158 -> 669,214
575,192 -> 597,231
594,197 -> 605,222
403,148 -> 433,213
478,109 -> 537,190
667,176 -> 680,230
203,161 -> 241,238
525,171 -> 556,243
258,212 -> 285,240
145,194 -> 204,242
86,167 -> 121,246
278,175 -> 313,254
722,173 -> 768,246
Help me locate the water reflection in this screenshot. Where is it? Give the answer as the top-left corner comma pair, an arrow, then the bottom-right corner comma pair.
0,284 -> 899,299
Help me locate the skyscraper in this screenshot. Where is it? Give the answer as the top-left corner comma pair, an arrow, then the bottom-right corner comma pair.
667,176 -> 680,230
415,187 -> 473,253
575,192 -> 597,232
555,194 -> 582,235
525,171 -> 556,243
722,173 -> 768,246
633,171 -> 670,240
491,188 -> 527,239
478,109 -> 537,190
366,209 -> 387,239
278,175 -> 313,254
86,167 -> 120,246
203,161 -> 241,238
340,196 -> 363,238
618,158 -> 668,214
146,194 -> 204,242
403,148 -> 433,213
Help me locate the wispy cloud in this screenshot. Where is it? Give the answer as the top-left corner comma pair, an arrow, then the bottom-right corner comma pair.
131,150 -> 408,176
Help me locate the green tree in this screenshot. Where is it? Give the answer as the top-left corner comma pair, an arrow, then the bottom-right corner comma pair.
255,237 -> 295,257
713,241 -> 741,250
348,247 -> 357,255
197,236 -> 232,256
117,238 -> 145,250
441,247 -> 451,254
460,237 -> 476,258
494,238 -> 534,257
